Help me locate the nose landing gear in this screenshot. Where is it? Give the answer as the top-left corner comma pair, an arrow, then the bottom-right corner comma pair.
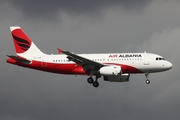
145,73 -> 150,84
145,79 -> 150,84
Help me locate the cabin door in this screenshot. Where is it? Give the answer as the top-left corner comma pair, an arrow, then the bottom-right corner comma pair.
144,53 -> 150,65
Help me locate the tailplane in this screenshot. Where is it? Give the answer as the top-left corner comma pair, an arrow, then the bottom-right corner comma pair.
10,26 -> 45,57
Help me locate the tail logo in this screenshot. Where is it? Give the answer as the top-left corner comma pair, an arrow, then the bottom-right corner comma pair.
12,34 -> 31,51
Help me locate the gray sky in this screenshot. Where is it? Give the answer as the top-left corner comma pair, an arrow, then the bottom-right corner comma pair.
1,0 -> 151,19
0,0 -> 180,120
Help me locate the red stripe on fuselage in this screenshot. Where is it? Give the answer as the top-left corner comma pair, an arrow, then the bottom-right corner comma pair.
7,59 -> 143,75
7,58 -> 87,74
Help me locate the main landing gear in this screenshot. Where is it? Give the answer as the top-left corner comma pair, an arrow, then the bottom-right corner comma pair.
145,73 -> 150,84
87,75 -> 101,88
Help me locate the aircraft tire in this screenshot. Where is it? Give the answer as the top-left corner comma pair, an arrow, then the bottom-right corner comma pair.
87,77 -> 94,84
146,79 -> 150,84
93,81 -> 99,88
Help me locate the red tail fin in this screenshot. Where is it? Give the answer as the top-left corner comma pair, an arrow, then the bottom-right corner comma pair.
11,27 -> 32,54
10,26 -> 45,57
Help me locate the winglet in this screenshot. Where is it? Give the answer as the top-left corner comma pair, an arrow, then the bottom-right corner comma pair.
57,48 -> 63,54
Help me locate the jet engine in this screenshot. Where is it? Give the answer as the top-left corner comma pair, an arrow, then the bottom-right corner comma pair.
99,66 -> 121,76
104,74 -> 130,82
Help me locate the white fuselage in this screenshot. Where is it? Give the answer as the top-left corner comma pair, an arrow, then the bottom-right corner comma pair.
28,52 -> 172,74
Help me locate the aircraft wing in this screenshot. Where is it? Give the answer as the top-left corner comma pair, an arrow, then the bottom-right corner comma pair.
7,55 -> 31,64
59,49 -> 104,71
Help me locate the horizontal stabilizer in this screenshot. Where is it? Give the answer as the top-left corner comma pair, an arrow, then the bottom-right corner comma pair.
7,55 -> 31,64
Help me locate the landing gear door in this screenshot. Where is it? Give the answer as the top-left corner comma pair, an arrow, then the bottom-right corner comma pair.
144,53 -> 150,65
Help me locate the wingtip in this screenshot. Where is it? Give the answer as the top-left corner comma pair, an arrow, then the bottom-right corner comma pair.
10,26 -> 21,31
57,48 -> 63,54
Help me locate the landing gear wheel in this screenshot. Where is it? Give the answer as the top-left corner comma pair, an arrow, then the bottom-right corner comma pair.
145,73 -> 150,84
146,79 -> 150,84
93,81 -> 99,88
87,77 -> 94,84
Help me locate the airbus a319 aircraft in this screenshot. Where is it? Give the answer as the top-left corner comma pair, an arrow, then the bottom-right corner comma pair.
7,26 -> 173,87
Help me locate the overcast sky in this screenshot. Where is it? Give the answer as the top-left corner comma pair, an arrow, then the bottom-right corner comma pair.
0,0 -> 180,120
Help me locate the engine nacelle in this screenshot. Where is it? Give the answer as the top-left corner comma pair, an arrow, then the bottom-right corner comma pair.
99,66 -> 121,76
104,74 -> 130,82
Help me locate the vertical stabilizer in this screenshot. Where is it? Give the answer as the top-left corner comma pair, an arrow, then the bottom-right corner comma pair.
10,26 -> 45,57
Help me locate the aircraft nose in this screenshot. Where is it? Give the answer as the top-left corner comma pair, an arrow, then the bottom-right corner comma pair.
166,61 -> 173,70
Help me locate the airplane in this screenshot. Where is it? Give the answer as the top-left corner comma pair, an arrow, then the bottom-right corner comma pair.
6,26 -> 173,88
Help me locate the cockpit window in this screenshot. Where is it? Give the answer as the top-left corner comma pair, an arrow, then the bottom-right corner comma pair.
156,57 -> 165,60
